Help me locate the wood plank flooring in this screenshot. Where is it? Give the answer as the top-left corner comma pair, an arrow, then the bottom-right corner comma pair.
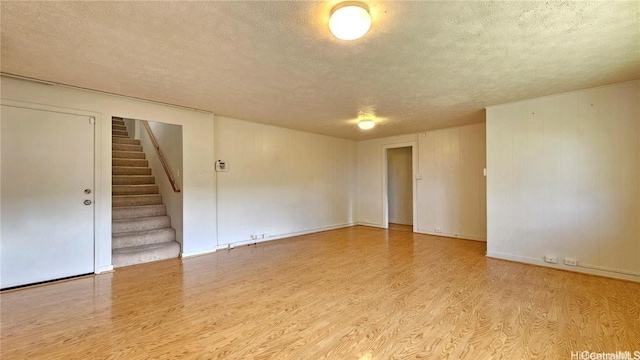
1,225 -> 639,359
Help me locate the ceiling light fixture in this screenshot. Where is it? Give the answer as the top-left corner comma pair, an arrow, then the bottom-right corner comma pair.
358,120 -> 375,130
329,2 -> 372,41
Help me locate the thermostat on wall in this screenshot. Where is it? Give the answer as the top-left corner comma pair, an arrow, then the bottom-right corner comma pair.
216,160 -> 228,172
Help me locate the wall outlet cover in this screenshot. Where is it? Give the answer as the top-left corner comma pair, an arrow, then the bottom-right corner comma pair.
215,160 -> 228,172
544,255 -> 558,264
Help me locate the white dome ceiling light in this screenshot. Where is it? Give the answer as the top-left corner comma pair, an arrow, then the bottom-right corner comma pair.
358,120 -> 375,130
329,2 -> 372,41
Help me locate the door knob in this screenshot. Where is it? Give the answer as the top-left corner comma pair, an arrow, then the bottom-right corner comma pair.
84,200 -> 92,205
84,189 -> 92,194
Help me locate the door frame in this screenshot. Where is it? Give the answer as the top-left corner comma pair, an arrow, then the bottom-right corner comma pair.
1,99 -> 102,274
381,141 -> 417,232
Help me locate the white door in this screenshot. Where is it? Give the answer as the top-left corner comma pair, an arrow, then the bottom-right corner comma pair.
1,105 -> 95,289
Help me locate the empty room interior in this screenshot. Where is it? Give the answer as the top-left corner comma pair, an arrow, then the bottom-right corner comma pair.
1,1 -> 639,359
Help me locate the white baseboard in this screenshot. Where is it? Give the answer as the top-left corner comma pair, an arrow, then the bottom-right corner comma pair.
215,223 -> 355,250
486,252 -> 640,283
355,222 -> 386,229
181,249 -> 217,258
95,265 -> 114,274
414,229 -> 487,242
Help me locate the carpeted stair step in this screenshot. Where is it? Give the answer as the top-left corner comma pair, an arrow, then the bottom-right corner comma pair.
112,124 -> 127,131
112,216 -> 171,234
112,241 -> 181,268
113,143 -> 143,152
112,138 -> 140,145
112,130 -> 129,137
112,166 -> 151,176
113,194 -> 162,207
112,175 -> 155,185
112,227 -> 176,248
112,204 -> 167,220
112,184 -> 159,195
112,150 -> 145,159
113,135 -> 130,138
113,158 -> 148,167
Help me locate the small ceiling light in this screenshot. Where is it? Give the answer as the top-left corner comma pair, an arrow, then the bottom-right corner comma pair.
329,2 -> 372,41
358,120 -> 375,130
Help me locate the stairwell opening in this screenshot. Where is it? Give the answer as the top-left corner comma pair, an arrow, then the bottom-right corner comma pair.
111,117 -> 183,268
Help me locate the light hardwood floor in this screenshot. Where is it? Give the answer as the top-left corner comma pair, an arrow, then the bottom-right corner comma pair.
1,226 -> 639,359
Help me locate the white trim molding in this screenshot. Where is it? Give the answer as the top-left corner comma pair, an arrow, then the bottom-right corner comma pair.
415,230 -> 486,242
215,223 -> 355,250
486,252 -> 640,283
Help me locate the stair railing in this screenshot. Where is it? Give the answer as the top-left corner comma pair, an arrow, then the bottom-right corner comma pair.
141,120 -> 181,193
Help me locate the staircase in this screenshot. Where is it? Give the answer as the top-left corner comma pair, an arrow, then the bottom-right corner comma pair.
111,117 -> 181,268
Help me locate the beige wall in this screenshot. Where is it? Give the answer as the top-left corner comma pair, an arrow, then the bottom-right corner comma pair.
9,73 -> 636,282
387,147 -> 413,225
356,134 -> 417,227
356,124 -> 486,242
0,76 -> 216,270
214,116 -> 356,246
486,80 -> 640,282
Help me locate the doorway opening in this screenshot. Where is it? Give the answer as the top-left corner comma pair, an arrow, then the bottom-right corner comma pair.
111,117 -> 183,268
384,145 -> 415,231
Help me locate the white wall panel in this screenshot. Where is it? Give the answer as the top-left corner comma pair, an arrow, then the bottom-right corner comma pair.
417,131 -> 437,233
487,80 -> 640,282
415,123 -> 487,240
215,116 -> 356,246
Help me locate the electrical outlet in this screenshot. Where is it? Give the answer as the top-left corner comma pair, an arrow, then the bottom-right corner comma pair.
564,258 -> 577,266
544,255 -> 558,264
435,228 -> 442,233
250,235 -> 257,240
262,233 -> 269,239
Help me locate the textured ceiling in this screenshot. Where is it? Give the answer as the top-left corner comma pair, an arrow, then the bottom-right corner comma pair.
1,1 -> 639,140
